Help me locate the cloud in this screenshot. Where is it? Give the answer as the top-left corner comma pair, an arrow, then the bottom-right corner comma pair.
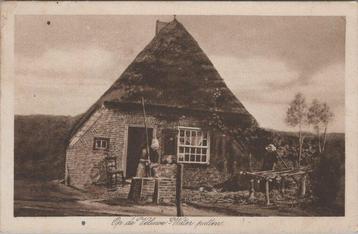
15,46 -> 130,115
210,55 -> 300,104
16,46 -> 123,80
187,16 -> 345,89
210,55 -> 344,132
15,73 -> 112,116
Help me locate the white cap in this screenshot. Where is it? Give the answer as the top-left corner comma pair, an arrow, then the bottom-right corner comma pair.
151,138 -> 159,150
265,144 -> 276,152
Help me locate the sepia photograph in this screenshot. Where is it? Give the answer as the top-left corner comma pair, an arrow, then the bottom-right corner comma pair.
13,14 -> 345,217
1,1 -> 357,233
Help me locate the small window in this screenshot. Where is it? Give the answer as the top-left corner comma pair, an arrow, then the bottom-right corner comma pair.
93,137 -> 109,150
177,127 -> 210,164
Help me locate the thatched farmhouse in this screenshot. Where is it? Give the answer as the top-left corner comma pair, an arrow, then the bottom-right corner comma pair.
65,19 -> 258,190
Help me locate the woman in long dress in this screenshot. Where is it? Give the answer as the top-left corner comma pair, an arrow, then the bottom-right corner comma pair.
136,146 -> 149,177
149,138 -> 160,177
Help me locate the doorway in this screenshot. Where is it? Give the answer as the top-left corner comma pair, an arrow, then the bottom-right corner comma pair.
126,126 -> 153,178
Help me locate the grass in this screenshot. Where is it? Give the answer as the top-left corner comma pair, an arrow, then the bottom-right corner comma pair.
14,179 -> 88,202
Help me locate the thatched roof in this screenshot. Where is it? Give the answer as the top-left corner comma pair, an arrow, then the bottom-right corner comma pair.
69,19 -> 257,138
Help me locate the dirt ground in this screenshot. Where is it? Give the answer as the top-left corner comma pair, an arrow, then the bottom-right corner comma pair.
14,179 -> 327,217
14,179 -> 224,216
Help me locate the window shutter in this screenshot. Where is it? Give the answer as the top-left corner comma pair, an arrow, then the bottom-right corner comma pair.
210,133 -> 225,168
162,128 -> 178,156
211,133 -> 221,162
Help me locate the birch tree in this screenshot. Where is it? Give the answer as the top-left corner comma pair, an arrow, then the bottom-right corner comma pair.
285,93 -> 308,168
307,99 -> 334,153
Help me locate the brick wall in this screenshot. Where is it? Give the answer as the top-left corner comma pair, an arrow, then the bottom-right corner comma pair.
154,178 -> 176,204
65,106 -> 242,190
66,107 -> 126,189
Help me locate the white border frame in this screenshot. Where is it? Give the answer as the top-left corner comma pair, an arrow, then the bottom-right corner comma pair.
1,1 -> 357,234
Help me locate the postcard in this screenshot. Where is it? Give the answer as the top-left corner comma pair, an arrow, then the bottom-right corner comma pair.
1,1 -> 357,233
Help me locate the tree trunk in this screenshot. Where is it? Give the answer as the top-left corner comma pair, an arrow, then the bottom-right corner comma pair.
298,124 -> 302,168
322,125 -> 328,152
317,127 -> 322,153
249,153 -> 252,172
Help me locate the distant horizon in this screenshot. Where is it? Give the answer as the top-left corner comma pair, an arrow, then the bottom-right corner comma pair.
15,15 -> 345,133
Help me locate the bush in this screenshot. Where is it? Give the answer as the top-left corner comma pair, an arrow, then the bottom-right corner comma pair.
14,115 -> 78,180
311,137 -> 345,213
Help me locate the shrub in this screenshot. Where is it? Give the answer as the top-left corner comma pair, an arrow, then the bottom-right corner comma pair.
311,137 -> 345,213
14,115 -> 78,180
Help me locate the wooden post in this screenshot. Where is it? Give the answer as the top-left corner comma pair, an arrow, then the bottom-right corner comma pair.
248,179 -> 255,201
299,174 -> 307,197
141,97 -> 151,177
265,179 -> 270,205
298,125 -> 302,168
280,178 -> 285,196
176,163 -> 184,216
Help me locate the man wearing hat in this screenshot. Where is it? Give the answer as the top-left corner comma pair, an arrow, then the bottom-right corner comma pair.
262,144 -> 278,171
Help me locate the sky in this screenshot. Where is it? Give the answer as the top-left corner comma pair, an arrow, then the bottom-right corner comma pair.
15,15 -> 345,132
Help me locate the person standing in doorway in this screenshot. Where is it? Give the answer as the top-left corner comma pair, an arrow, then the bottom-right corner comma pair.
136,145 -> 150,177
149,138 -> 160,176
